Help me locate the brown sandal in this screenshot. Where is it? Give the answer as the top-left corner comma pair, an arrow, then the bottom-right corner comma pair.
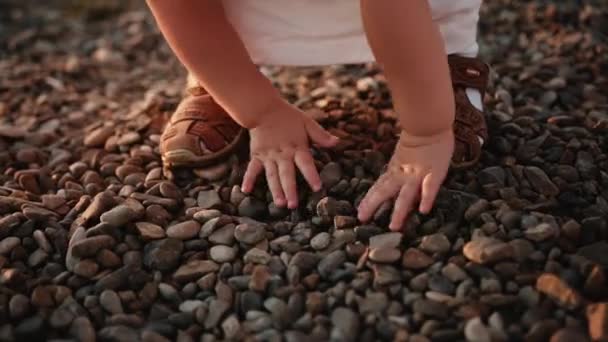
448,55 -> 490,169
160,86 -> 247,168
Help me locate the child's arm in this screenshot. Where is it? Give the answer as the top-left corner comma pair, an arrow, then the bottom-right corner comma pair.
358,0 -> 455,230
147,0 -> 278,128
147,1 -> 339,208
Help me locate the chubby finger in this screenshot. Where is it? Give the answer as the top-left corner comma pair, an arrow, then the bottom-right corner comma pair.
264,160 -> 286,207
419,172 -> 443,214
305,118 -> 339,148
242,158 -> 263,193
357,175 -> 399,223
389,184 -> 418,231
294,149 -> 322,192
278,158 -> 298,209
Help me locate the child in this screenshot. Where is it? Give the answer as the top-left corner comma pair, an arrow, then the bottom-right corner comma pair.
147,0 -> 489,231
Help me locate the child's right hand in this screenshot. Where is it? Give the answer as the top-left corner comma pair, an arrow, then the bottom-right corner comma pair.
241,100 -> 339,209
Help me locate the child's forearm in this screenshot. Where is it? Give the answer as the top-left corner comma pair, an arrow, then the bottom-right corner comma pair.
147,0 -> 281,129
360,0 -> 455,138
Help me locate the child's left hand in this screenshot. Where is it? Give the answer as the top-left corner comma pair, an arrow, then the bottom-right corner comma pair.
357,128 -> 454,231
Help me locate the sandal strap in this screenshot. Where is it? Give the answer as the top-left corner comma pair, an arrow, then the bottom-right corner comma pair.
170,94 -> 227,125
162,95 -> 244,154
448,55 -> 490,95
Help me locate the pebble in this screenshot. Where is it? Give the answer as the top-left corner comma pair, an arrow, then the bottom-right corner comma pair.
238,197 -> 267,218
442,263 -> 468,282
209,245 -> 237,263
100,290 -> 123,314
402,248 -> 434,269
464,317 -> 492,342
73,259 -> 99,278
204,299 -> 230,329
587,303 -> 608,341
524,166 -> 560,196
0,237 -> 20,255
135,222 -> 166,240
166,220 -> 200,240
197,189 -> 223,209
243,248 -> 272,265
208,224 -> 235,245
536,273 -> 583,310
318,250 -> 346,278
369,247 -> 401,263
143,238 -> 184,271
100,205 -> 137,227
331,307 -> 360,341
71,235 -> 116,258
524,223 -> 558,242
310,232 -> 331,250
9,294 -> 30,319
463,238 -> 513,264
70,317 -> 95,342
173,260 -> 219,282
369,232 -> 402,249
419,233 -> 451,254
234,223 -> 266,244
320,162 -> 342,188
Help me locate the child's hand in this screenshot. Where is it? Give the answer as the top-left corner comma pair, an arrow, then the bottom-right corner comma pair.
357,128 -> 454,231
241,101 -> 339,208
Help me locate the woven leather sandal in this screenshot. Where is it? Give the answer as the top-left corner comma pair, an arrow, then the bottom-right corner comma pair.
448,54 -> 490,169
160,85 -> 247,168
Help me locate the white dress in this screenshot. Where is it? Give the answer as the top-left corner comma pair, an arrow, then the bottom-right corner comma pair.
221,0 -> 483,66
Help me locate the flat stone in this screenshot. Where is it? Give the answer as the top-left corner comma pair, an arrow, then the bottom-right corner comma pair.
204,299 -> 230,329
243,248 -> 271,264
478,166 -> 505,186
143,238 -> 184,272
238,197 -> 267,219
320,162 -> 342,189
100,205 -> 137,227
525,223 -> 558,242
586,302 -> 608,341
318,250 -> 346,278
524,166 -> 559,197
369,247 -> 401,263
173,260 -> 219,283
208,224 -> 235,245
289,252 -> 319,274
70,317 -> 95,342
197,190 -> 223,209
412,299 -> 447,319
402,248 -> 433,270
536,273 -> 584,310
310,232 -> 331,250
71,235 -> 115,258
463,237 -> 513,264
464,317 -> 492,342
135,222 -> 165,240
166,220 -> 200,240
234,223 -> 266,244
0,237 -> 20,255
73,259 -> 99,278
249,265 -> 271,292
331,307 -> 359,341
100,290 -> 123,314
419,233 -> 451,254
369,232 -> 402,249
209,245 -> 237,263
84,125 -> 114,147
442,263 -> 468,282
